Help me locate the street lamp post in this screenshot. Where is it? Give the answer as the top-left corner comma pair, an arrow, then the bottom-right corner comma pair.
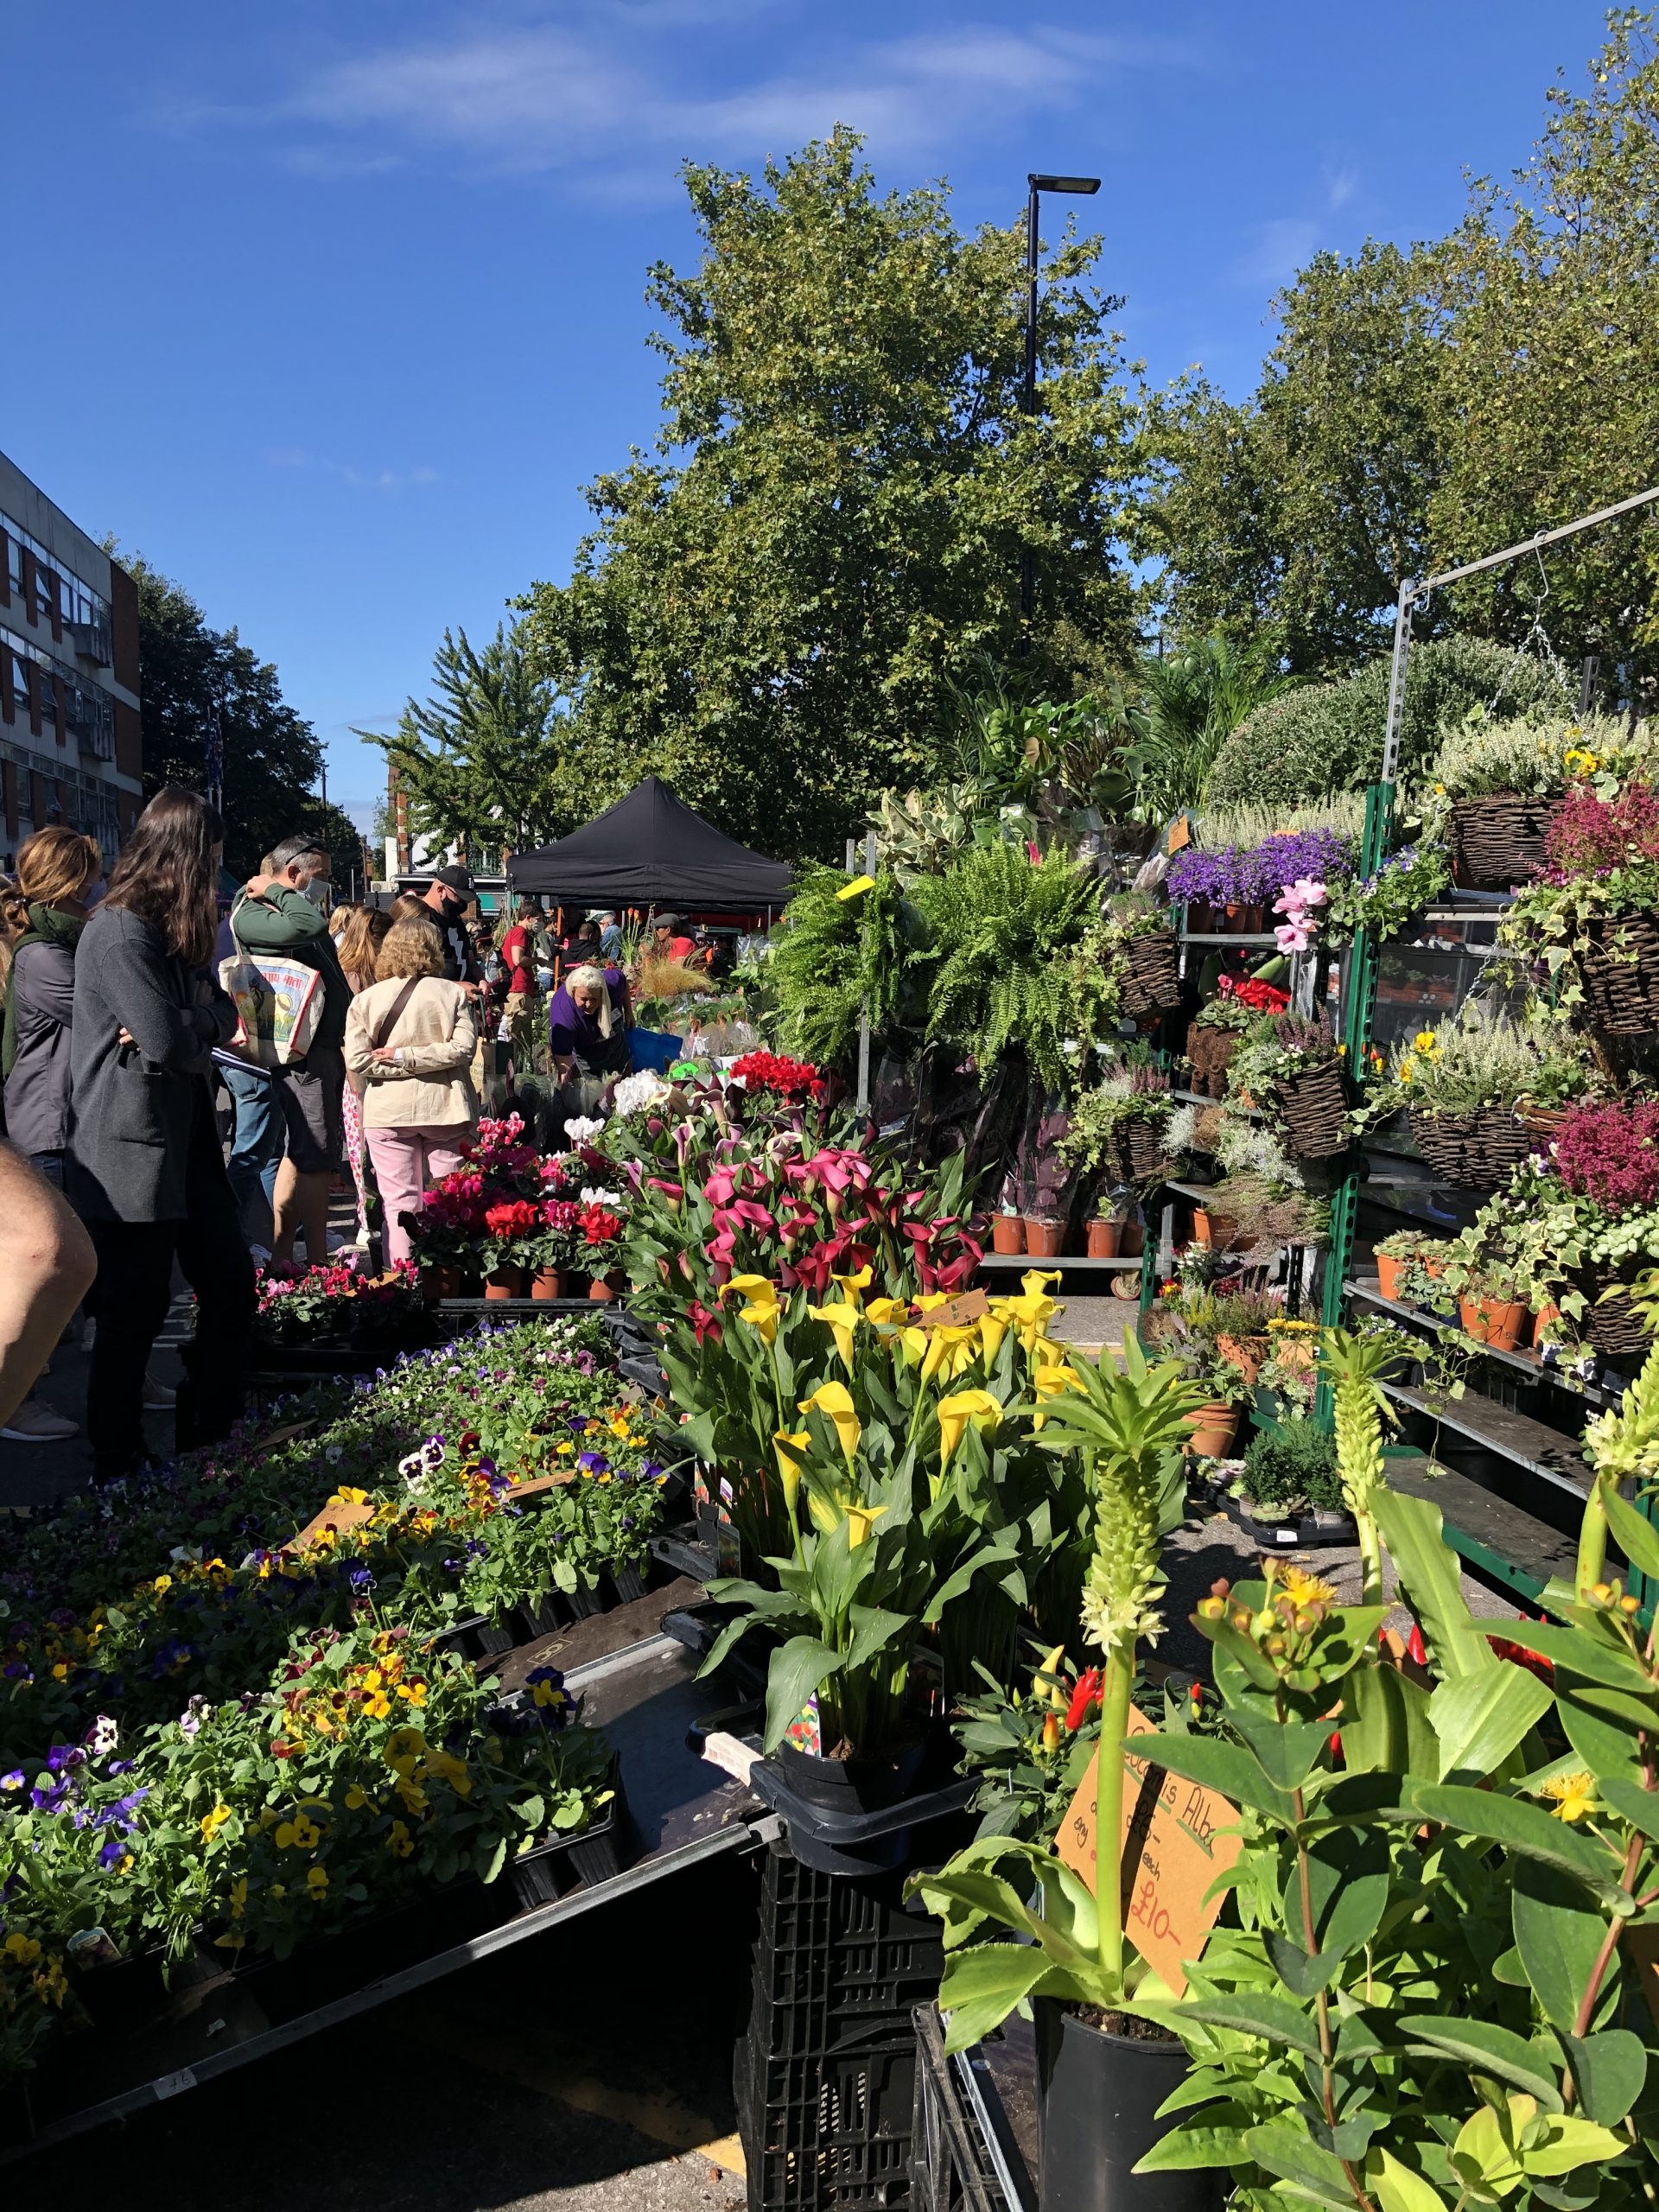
1021,171 -> 1101,625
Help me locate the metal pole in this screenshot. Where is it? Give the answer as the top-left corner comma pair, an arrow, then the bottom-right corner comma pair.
1579,654 -> 1601,717
1020,178 -> 1039,626
855,831 -> 876,1113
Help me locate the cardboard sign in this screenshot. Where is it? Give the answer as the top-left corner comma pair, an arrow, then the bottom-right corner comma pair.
283,1496 -> 376,1555
1057,1703 -> 1243,1997
259,1421 -> 316,1450
1167,816 -> 1192,855
914,1288 -> 990,1329
505,1471 -> 576,1498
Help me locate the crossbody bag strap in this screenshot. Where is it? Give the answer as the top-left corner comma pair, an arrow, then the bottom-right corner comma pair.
369,976 -> 423,1054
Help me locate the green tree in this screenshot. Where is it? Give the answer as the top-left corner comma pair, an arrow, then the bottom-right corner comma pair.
1145,241 -> 1448,672
1428,9 -> 1659,706
359,624 -> 570,869
121,551 -> 341,880
518,130 -> 1151,860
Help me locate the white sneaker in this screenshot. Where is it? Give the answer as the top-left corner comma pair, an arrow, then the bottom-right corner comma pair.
2,1398 -> 80,1442
143,1372 -> 177,1410
250,1244 -> 272,1271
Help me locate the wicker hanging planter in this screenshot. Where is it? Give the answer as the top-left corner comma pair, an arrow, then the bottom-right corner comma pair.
1272,1061 -> 1350,1160
1573,1268 -> 1651,1359
1450,796 -> 1555,892
1519,1103 -> 1570,1147
1184,1021 -> 1238,1100
1127,1118 -> 1171,1180
1573,916 -> 1659,1036
1407,1106 -> 1534,1191
1119,930 -> 1183,1019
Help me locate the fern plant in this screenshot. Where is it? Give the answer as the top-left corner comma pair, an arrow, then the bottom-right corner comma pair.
769,864 -> 930,1068
908,845 -> 1100,1091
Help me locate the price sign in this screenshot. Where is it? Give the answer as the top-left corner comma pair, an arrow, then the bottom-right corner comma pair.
283,1495 -> 377,1556
914,1288 -> 990,1329
1057,1702 -> 1243,1997
1167,816 -> 1193,855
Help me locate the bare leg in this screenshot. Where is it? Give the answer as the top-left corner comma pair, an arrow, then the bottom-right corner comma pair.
0,1144 -> 98,1427
271,1161 -> 333,1268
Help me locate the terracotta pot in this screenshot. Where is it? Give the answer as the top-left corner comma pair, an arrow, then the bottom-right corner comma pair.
485,1266 -> 525,1300
588,1272 -> 623,1303
420,1263 -> 463,1301
1086,1218 -> 1122,1259
1191,1206 -> 1236,1251
1024,1218 -> 1066,1259
1116,1221 -> 1145,1258
991,1216 -> 1027,1255
1459,1294 -> 1529,1351
1185,1402 -> 1241,1457
1533,1301 -> 1561,1340
1376,1253 -> 1407,1301
531,1268 -> 566,1301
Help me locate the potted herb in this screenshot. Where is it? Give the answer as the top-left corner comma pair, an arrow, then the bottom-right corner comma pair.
1441,1246 -> 1531,1351
1229,1014 -> 1350,1160
1224,1414 -> 1354,1545
1373,1225 -> 1436,1302
992,1170 -> 1027,1255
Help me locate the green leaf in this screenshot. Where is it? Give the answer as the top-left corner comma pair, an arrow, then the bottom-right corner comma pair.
1298,1826 -> 1392,1959
1373,1489 -> 1497,1679
1193,1611 -> 1286,1692
1264,1929 -> 1339,1997
842,1604 -> 912,1674
934,1942 -> 1058,2050
1338,1654 -> 1434,1778
1174,1991 -> 1323,2058
1600,1477 -> 1659,1586
1399,2014 -> 1564,2110
1502,1619 -> 1656,1695
1511,1856 -> 1611,2034
1132,2106 -> 1254,2171
1524,2114 -> 1632,2176
480,1835 -> 507,1886
1558,1690 -> 1644,1780
1242,2124 -> 1356,2207
1409,1783 -> 1622,1896
1558,2028 -> 1649,2127
1229,1710 -> 1332,1793
1364,2145 -> 1451,2212
1116,1731 -> 1294,1823
1428,1664 -> 1552,1782
761,1635 -> 844,1753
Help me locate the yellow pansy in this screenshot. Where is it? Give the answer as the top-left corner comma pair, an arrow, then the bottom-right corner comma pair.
1412,1030 -> 1439,1054
199,1803 -> 233,1843
386,1819 -> 415,1858
344,1784 -> 376,1812
808,1300 -> 865,1371
773,1429 -> 811,1516
799,1382 -> 861,1461
937,1389 -> 1001,1466
384,1726 -> 427,1777
305,1866 -> 329,1897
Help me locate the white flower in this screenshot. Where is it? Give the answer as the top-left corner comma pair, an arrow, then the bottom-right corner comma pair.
564,1116 -> 606,1142
612,1071 -> 670,1118
86,1715 -> 119,1756
178,1696 -> 208,1740
581,1186 -> 626,1209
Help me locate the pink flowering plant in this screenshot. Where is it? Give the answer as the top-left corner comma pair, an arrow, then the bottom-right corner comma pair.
255,1261 -> 421,1345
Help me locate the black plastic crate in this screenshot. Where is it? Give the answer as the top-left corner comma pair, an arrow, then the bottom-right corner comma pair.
909,2008 -> 1016,2212
737,1842 -> 945,2210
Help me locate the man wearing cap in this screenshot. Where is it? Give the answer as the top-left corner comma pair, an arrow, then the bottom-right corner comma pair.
421,865 -> 484,991
652,913 -> 696,963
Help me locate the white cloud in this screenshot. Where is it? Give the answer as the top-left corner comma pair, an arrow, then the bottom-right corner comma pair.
1325,161 -> 1358,211
262,447 -> 439,492
1231,216 -> 1318,290
177,15 -> 1198,185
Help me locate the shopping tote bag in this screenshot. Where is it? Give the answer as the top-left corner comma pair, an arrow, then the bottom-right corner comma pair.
218,954 -> 324,1068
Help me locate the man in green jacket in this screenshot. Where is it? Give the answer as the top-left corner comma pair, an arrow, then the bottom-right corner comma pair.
231,833 -> 351,1274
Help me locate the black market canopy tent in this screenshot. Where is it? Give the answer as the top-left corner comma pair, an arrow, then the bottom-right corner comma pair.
507,776 -> 792,911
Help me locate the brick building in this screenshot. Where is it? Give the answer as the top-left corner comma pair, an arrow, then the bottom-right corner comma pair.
0,447 -> 143,869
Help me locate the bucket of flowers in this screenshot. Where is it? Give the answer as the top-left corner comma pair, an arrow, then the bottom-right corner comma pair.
481,1198 -> 548,1299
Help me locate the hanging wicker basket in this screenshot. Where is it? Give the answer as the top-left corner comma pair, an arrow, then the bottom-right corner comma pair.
1272,1061 -> 1350,1160
1119,930 -> 1183,1019
1573,1268 -> 1652,1359
1407,1105 -> 1534,1191
1450,796 -> 1556,892
1520,1103 -> 1570,1147
1127,1117 -> 1172,1180
1573,916 -> 1659,1036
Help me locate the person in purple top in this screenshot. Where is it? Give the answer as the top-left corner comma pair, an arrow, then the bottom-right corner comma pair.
547,963 -> 631,1086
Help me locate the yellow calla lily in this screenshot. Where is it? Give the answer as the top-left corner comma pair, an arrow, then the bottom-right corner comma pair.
830,1266 -> 873,1307
865,1296 -> 911,1334
1020,1269 -> 1063,1300
920,1322 -> 979,1384
977,1308 -> 1008,1368
844,1502 -> 888,1549
897,1325 -> 929,1368
912,1291 -> 950,1313
1031,1360 -> 1085,1429
808,1300 -> 865,1370
722,1273 -> 780,1344
799,1381 -> 861,1461
937,1388 -> 1001,1466
772,1429 -> 811,1516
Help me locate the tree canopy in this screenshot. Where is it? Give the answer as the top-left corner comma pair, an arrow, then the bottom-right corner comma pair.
1150,12 -> 1659,710
518,129 -> 1151,861
359,624 -> 572,870
123,553 -> 359,883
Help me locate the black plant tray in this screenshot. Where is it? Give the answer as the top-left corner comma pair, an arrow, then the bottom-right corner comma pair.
651,1521 -> 721,1585
1219,1494 -> 1358,1551
661,1598 -> 774,1694
505,1775 -> 632,1910
432,1565 -> 652,1661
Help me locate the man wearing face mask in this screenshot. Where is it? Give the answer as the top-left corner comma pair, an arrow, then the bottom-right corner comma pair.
419,865 -> 483,992
232,833 -> 351,1275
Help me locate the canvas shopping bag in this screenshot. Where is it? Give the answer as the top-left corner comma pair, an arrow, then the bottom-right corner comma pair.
218,954 -> 324,1068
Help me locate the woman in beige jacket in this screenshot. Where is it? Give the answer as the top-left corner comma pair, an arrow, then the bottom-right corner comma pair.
342,919 -> 478,1267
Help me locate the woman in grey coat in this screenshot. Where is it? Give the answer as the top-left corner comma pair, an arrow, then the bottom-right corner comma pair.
67,787 -> 254,1479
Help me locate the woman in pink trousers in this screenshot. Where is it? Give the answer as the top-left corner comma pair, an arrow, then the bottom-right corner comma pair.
342,919 -> 478,1268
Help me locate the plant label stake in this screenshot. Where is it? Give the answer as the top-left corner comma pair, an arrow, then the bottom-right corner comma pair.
1057,1703 -> 1242,1998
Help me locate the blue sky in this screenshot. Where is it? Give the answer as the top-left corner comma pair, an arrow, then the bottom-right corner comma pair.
0,1 -> 1618,831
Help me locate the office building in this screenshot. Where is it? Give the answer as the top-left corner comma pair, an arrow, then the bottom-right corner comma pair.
0,447 -> 143,868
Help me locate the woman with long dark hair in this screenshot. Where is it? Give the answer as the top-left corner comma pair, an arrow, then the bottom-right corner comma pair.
68,786 -> 254,1478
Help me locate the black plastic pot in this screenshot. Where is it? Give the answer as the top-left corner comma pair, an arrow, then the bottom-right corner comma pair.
753,1741 -> 973,1877
1035,2001 -> 1218,2212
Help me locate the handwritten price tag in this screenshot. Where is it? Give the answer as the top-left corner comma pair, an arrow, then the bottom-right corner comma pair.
1057,1703 -> 1242,1997
282,1496 -> 376,1556
914,1288 -> 991,1330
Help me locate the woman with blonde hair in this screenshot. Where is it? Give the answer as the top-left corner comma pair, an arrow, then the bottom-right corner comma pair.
342,918 -> 478,1268
0,826 -> 104,1443
333,906 -> 392,1250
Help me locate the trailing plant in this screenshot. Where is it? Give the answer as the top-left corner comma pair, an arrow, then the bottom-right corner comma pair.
1383,1009 -> 1592,1117
1323,842 -> 1451,941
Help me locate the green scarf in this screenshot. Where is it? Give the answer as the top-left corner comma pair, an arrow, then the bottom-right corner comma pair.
3,904 -> 86,1078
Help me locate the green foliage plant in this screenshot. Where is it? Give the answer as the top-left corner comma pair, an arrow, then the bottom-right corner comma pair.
1422,715 -> 1629,805
1382,1008 -> 1592,1117
1239,1414 -> 1346,1518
